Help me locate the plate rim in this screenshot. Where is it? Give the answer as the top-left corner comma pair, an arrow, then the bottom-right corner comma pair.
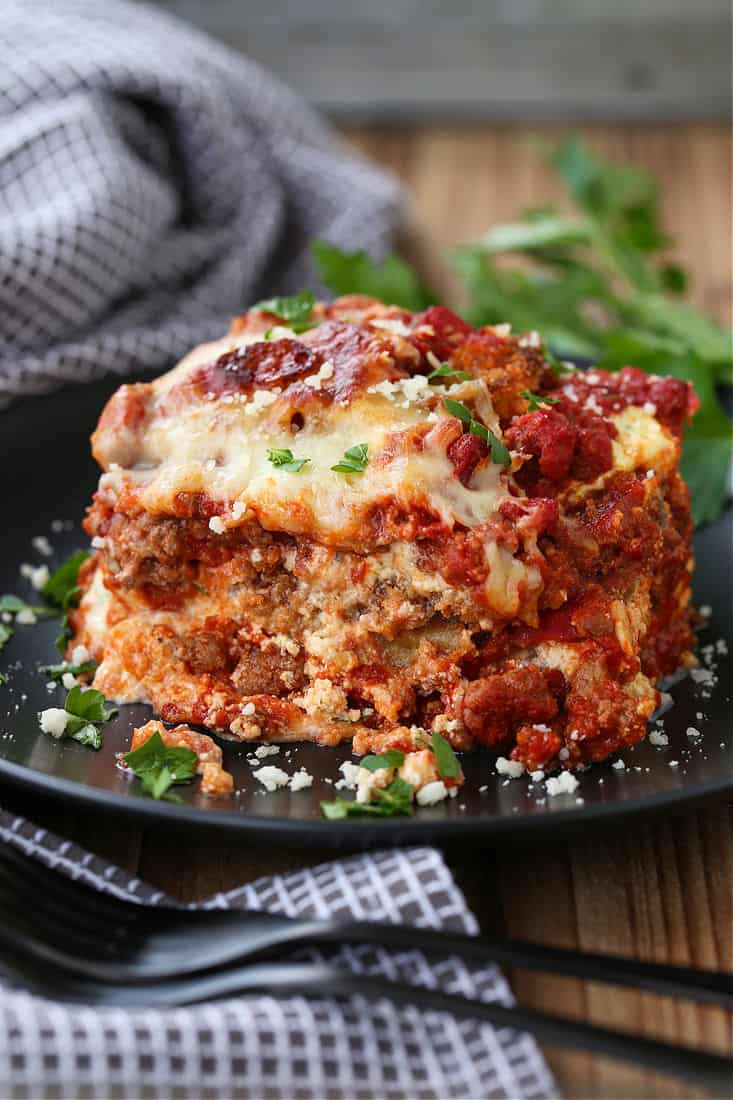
0,750 -> 730,841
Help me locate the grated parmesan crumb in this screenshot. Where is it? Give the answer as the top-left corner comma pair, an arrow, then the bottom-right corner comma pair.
495,757 -> 525,779
39,708 -> 69,738
15,609 -> 37,625
208,516 -> 226,535
416,780 -> 449,806
289,769 -> 313,792
31,536 -> 53,556
612,759 -> 626,770
648,730 -> 669,747
545,771 -> 579,797
253,766 -> 289,791
254,744 -> 279,759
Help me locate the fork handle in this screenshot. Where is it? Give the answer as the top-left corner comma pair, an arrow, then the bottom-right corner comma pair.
20,957 -> 732,1093
161,910 -> 733,1008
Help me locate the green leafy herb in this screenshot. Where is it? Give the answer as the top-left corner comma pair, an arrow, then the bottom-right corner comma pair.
123,730 -> 198,800
443,397 -> 475,425
521,390 -> 560,412
321,777 -> 415,819
42,551 -> 90,608
427,363 -> 471,385
267,447 -> 310,473
41,658 -> 98,682
63,685 -> 117,749
313,240 -> 435,311
443,399 -> 510,466
253,290 -> 315,332
0,624 -> 11,651
360,749 -> 405,772
0,594 -> 50,617
331,443 -> 369,474
41,550 -> 90,654
431,731 -> 461,780
39,684 -> 118,750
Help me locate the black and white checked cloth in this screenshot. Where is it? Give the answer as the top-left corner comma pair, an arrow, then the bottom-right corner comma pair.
0,0 -> 401,407
0,810 -> 557,1100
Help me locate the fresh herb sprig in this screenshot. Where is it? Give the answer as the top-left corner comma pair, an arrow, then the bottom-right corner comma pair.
267,448 -> 310,473
254,290 -> 316,333
41,657 -> 98,682
123,730 -> 198,801
41,551 -> 90,654
39,685 -> 118,750
430,730 -> 461,780
443,399 -> 510,466
313,241 -> 434,312
331,443 -> 369,474
321,776 -> 415,819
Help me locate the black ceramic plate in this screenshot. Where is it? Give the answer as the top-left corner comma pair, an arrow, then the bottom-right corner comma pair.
1,379 -> 731,843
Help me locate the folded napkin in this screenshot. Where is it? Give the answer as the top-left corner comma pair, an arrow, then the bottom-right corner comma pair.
0,0 -> 401,406
0,809 -> 556,1100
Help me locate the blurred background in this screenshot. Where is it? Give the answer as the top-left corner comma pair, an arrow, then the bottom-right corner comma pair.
149,0 -> 730,122
147,0 -> 732,326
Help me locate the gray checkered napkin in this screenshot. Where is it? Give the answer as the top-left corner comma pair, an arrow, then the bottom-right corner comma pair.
0,0 -> 401,407
0,809 -> 556,1100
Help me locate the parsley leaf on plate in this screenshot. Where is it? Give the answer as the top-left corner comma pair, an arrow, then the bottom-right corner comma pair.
123,730 -> 198,801
521,390 -> 560,412
331,443 -> 369,474
41,658 -> 98,682
431,730 -> 462,780
0,624 -> 11,652
39,684 -> 118,750
0,595 -> 51,617
360,749 -> 405,772
321,777 -> 415,819
253,290 -> 315,332
313,240 -> 435,312
41,550 -> 90,654
267,448 -> 310,473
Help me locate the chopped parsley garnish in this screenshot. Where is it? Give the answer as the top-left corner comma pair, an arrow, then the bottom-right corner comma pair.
0,595 -> 50,617
427,363 -> 471,385
41,657 -> 98,682
41,551 -> 90,654
331,443 -> 369,474
38,685 -> 118,750
521,390 -> 559,411
321,777 -> 415,819
360,748 -> 405,772
443,398 -> 510,466
123,730 -> 198,801
431,730 -> 461,780
267,448 -> 310,473
254,290 -> 316,333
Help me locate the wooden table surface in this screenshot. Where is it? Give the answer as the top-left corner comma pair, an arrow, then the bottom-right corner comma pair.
7,123 -> 732,1099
